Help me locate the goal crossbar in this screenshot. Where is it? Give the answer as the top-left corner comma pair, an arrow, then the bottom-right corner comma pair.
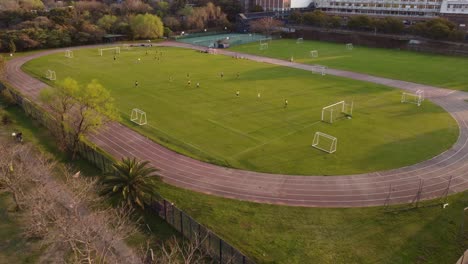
312,132 -> 337,153
65,50 -> 73,58
296,37 -> 304,44
99,47 -> 121,56
259,43 -> 269,50
310,50 -> 318,58
401,91 -> 423,106
346,43 -> 353,50
131,108 -> 147,125
45,70 -> 56,81
321,101 -> 353,123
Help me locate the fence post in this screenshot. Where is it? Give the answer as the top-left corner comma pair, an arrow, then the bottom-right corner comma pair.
180,211 -> 184,237
163,200 -> 167,220
219,239 -> 223,263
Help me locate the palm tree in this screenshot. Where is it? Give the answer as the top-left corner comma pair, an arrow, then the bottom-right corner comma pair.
100,157 -> 160,209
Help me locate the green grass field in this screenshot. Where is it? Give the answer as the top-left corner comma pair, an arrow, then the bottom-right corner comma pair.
231,39 -> 468,91
23,46 -> 458,175
2,89 -> 467,264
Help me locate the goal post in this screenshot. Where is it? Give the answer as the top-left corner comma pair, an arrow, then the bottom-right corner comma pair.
45,70 -> 56,81
99,47 -> 121,56
312,132 -> 337,153
296,37 -> 304,44
346,43 -> 353,50
321,101 -> 353,123
259,42 -> 269,50
401,91 -> 423,106
131,108 -> 147,125
65,50 -> 73,58
310,50 -> 318,58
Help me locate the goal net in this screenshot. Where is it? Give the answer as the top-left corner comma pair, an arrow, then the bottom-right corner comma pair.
259,43 -> 269,50
401,90 -> 423,106
296,37 -> 304,44
99,47 -> 121,56
346,43 -> 353,50
321,101 -> 353,123
45,70 -> 56,81
310,50 -> 318,58
312,132 -> 337,153
65,50 -> 73,58
131,108 -> 147,125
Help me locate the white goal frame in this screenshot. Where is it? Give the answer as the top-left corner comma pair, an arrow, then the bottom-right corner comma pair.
45,70 -> 56,81
65,50 -> 73,58
259,42 -> 269,50
296,37 -> 304,44
310,50 -> 318,58
401,91 -> 423,106
131,108 -> 147,125
312,132 -> 337,153
346,43 -> 353,50
99,47 -> 121,56
321,101 -> 353,123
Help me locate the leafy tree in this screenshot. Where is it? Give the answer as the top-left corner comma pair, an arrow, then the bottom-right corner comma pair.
9,39 -> 16,53
374,17 -> 404,34
100,157 -> 160,209
0,55 -> 6,80
347,15 -> 373,30
129,13 -> 164,39
40,78 -> 119,158
163,16 -> 181,31
289,11 -> 304,24
98,15 -> 118,33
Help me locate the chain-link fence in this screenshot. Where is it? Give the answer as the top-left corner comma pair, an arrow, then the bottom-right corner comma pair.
176,33 -> 268,48
150,199 -> 255,264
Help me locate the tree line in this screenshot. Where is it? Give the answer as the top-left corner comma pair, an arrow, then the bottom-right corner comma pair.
289,10 -> 466,41
0,0 -> 237,52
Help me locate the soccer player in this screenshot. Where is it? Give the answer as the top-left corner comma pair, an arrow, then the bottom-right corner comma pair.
220,72 -> 224,78
196,82 -> 200,88
236,72 -> 240,79
135,80 -> 139,88
187,80 -> 191,86
284,99 -> 288,108
236,91 -> 240,97
257,93 -> 261,99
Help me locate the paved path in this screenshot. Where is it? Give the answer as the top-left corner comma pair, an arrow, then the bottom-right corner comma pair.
5,42 -> 468,207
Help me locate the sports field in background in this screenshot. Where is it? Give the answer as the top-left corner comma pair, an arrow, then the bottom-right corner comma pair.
176,33 -> 267,47
23,46 -> 458,175
231,39 -> 468,91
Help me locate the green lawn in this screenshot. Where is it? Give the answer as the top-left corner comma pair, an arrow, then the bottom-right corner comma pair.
230,39 -> 468,91
22,46 -> 458,175
160,183 -> 468,264
2,82 -> 467,264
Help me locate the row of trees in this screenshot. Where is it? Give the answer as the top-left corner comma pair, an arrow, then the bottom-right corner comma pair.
0,0 -> 233,52
289,10 -> 465,41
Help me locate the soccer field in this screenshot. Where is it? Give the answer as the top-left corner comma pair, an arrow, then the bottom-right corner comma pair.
23,46 -> 458,175
231,39 -> 468,91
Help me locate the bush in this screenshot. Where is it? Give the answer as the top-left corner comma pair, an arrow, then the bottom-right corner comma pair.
1,112 -> 12,125
1,89 -> 16,106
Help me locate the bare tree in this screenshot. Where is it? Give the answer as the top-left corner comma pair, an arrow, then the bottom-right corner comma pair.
250,17 -> 284,36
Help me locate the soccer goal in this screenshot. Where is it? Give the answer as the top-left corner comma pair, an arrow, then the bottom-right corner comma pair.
315,65 -> 327,76
131,108 -> 147,125
296,37 -> 304,44
401,91 -> 423,106
321,101 -> 353,123
310,50 -> 318,58
346,43 -> 353,50
260,42 -> 269,50
99,47 -> 120,56
65,50 -> 73,58
45,70 -> 56,81
312,132 -> 337,153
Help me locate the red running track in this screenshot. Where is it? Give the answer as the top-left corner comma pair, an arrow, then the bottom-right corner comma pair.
5,42 -> 468,207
